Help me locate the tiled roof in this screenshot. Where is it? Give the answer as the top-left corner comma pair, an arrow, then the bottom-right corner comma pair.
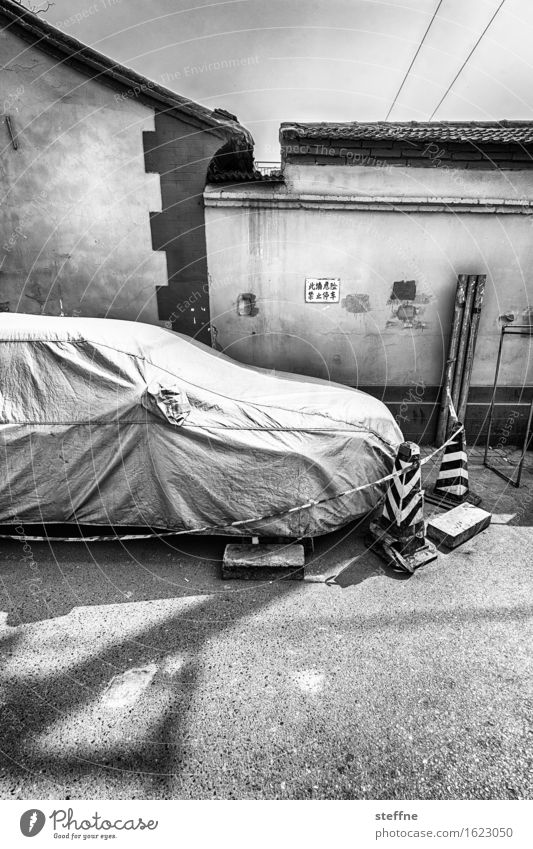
281,121 -> 533,145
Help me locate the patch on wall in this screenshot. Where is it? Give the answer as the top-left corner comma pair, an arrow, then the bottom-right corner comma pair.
522,307 -> 533,327
341,293 -> 370,314
390,279 -> 416,301
237,293 -> 259,316
24,282 -> 57,312
386,279 -> 428,330
498,308 -> 533,327
387,280 -> 432,305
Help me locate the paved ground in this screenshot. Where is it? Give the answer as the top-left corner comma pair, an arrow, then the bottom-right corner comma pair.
0,450 -> 532,800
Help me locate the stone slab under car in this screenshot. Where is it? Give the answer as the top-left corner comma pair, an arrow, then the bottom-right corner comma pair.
222,543 -> 305,580
426,503 -> 492,550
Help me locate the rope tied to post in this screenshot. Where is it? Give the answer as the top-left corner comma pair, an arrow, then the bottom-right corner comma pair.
0,424 -> 464,543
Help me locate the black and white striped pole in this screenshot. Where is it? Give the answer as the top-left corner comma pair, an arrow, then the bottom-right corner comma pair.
433,423 -> 468,501
426,421 -> 481,508
368,441 -> 437,574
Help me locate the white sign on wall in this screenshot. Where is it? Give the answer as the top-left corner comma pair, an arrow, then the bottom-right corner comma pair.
305,278 -> 340,303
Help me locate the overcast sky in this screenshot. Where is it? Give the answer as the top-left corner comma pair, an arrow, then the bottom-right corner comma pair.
46,0 -> 533,159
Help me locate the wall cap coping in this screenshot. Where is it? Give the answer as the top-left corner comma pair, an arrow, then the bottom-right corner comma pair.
204,189 -> 533,214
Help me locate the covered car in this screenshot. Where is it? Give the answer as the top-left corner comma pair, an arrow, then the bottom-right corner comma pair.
0,314 -> 403,537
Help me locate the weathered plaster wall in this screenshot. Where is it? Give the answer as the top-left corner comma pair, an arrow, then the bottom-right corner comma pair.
0,27 -> 165,321
205,167 -> 533,442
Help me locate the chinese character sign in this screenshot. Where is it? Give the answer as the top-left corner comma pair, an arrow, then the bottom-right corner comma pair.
305,278 -> 340,303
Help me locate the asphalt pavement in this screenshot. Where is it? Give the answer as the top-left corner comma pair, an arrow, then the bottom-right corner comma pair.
0,450 -> 531,800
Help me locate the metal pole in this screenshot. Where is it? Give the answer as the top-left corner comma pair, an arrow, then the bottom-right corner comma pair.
436,274 -> 467,445
5,115 -> 18,150
457,274 -> 486,425
515,399 -> 533,488
483,325 -> 533,486
451,274 -> 477,419
483,325 -> 505,466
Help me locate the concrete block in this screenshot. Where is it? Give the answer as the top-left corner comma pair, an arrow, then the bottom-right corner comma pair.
427,503 -> 491,550
222,543 -> 305,580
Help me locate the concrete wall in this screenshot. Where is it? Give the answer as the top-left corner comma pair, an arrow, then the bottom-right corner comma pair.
0,27 -> 165,322
205,162 -> 533,442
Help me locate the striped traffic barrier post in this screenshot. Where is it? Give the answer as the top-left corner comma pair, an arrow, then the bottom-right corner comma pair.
380,442 -> 425,549
426,422 -> 481,508
368,441 -> 438,574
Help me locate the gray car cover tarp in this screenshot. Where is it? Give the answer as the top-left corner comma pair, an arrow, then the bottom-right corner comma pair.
0,315 -> 403,537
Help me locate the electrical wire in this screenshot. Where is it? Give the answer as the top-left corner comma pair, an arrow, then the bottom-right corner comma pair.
429,0 -> 507,120
385,0 -> 445,121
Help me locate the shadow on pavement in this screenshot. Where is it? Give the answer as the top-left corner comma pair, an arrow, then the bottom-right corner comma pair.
0,518 -> 407,625
0,533 -> 233,625
0,580 -> 298,799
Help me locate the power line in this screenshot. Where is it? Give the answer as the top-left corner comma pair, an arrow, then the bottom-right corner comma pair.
385,0 -> 445,121
429,0 -> 507,120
